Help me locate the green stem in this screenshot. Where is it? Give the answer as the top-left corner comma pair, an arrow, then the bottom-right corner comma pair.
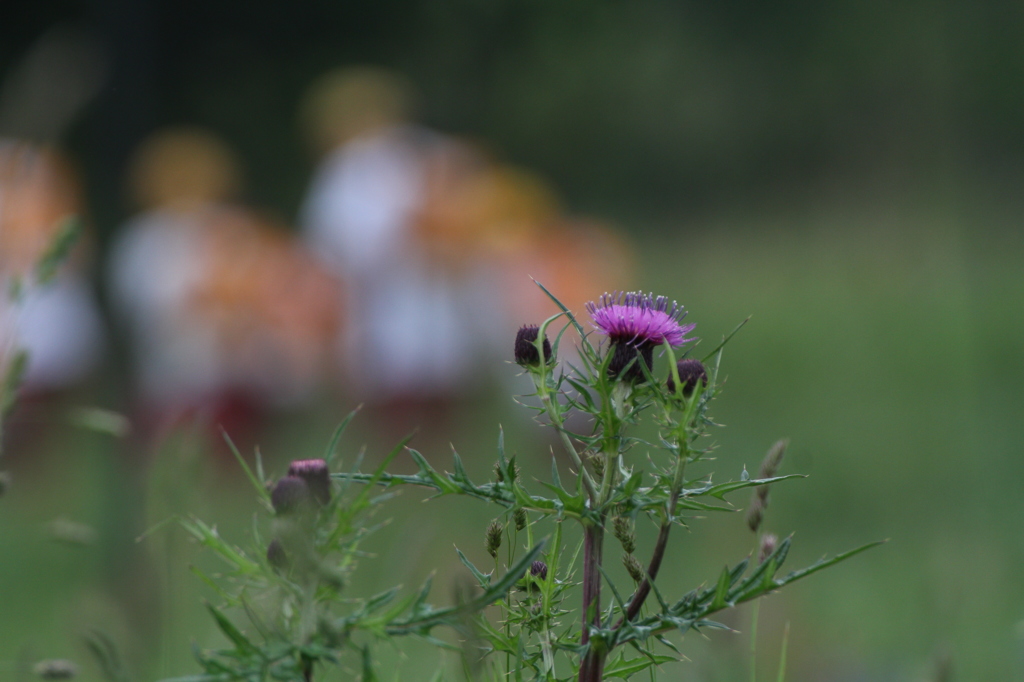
540,389 -> 598,504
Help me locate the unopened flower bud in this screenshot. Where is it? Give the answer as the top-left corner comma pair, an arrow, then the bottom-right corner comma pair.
513,508 -> 527,531
758,533 -> 779,564
585,451 -> 604,479
267,538 -> 289,570
608,341 -> 654,383
287,458 -> 332,505
271,476 -> 313,516
0,471 -> 10,496
666,358 -> 708,396
486,520 -> 503,558
33,660 -> 78,679
514,325 -> 553,367
494,461 -> 504,482
623,553 -> 645,583
530,560 -> 548,581
612,516 -> 636,555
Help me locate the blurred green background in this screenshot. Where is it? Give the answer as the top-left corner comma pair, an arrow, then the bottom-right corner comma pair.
4,1 -> 1024,680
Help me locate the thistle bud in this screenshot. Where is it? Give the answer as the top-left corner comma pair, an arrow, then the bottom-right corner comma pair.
513,508 -> 527,531
666,358 -> 708,396
612,516 -> 636,555
271,476 -> 313,516
33,660 -> 78,679
0,471 -> 10,496
758,533 -> 779,564
623,553 -> 645,583
585,451 -> 604,479
608,341 -> 654,383
494,461 -> 504,482
530,560 -> 548,581
267,538 -> 289,570
287,458 -> 332,505
486,520 -> 503,558
514,325 -> 552,367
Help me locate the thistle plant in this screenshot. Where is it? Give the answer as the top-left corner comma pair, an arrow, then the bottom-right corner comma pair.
336,286 -> 880,681
170,285 -> 879,681
159,424 -> 544,682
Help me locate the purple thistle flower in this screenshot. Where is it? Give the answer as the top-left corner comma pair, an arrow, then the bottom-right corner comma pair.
586,292 -> 696,382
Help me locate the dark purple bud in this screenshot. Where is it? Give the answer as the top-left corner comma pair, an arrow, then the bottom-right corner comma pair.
271,476 -> 313,516
287,458 -> 331,505
514,325 -> 552,367
608,341 -> 654,383
530,560 -> 548,580
267,538 -> 289,570
666,358 -> 708,396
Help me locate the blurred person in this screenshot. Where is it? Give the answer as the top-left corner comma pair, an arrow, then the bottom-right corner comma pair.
0,140 -> 105,396
108,128 -> 341,449
299,68 -> 486,437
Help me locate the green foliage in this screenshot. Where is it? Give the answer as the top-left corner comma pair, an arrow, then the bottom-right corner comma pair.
171,287 -> 877,681
335,287 -> 879,680
163,415 -> 543,681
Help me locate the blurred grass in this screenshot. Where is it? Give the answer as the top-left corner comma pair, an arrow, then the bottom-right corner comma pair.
3,193 -> 1024,680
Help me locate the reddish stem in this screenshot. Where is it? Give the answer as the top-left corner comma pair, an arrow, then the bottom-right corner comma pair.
579,519 -> 605,682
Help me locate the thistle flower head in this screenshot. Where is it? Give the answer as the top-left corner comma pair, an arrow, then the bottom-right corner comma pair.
287,458 -> 331,505
530,560 -> 548,580
586,292 -> 695,348
514,325 -> 553,367
587,291 -> 696,381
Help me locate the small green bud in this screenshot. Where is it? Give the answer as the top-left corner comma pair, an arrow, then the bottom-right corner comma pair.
612,516 -> 636,555
585,451 -> 604,479
513,508 -> 527,531
494,461 -> 504,482
486,520 -> 503,558
623,553 -> 645,583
